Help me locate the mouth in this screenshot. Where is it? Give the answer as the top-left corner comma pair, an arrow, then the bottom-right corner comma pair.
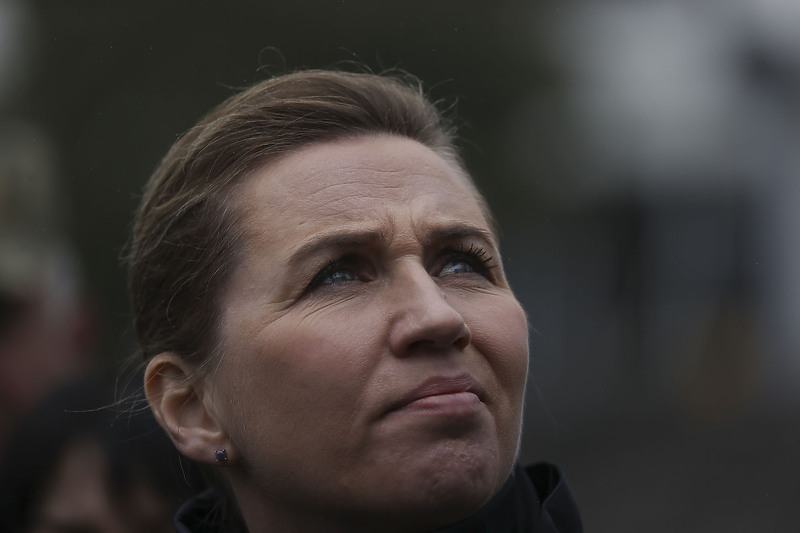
386,374 -> 487,417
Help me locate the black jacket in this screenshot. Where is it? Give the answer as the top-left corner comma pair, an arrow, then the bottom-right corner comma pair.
174,462 -> 582,532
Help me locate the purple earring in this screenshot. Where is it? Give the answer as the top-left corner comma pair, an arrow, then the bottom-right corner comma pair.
214,449 -> 228,463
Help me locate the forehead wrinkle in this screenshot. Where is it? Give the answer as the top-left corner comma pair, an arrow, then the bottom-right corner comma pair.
233,135 -> 497,259
403,215 -> 499,258
290,159 -> 408,188
287,221 -> 395,268
404,186 -> 498,248
296,175 -> 409,207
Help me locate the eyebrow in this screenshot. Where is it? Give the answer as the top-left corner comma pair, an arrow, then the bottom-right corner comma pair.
287,222 -> 497,267
287,229 -> 386,267
421,223 -> 497,249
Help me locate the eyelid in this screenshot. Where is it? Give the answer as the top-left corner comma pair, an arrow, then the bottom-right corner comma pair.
435,242 -> 498,278
304,254 -> 371,294
300,239 -> 500,298
305,258 -> 352,291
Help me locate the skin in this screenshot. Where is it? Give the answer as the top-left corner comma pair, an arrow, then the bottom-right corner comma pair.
147,135 -> 529,532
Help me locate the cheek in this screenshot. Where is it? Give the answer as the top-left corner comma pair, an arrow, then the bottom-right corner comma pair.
216,310 -> 384,444
463,295 -> 529,406
462,296 -> 528,434
461,295 -> 529,467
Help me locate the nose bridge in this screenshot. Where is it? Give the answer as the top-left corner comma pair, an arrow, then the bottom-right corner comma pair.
388,260 -> 471,356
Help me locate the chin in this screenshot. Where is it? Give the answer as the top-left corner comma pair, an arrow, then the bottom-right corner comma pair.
384,443 -> 510,529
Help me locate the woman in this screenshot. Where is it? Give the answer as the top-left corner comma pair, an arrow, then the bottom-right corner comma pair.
130,69 -> 582,532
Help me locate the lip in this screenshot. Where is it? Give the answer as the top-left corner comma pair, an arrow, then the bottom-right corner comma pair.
386,374 -> 487,416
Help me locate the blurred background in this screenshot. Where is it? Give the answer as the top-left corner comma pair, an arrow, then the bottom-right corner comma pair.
1,0 -> 798,531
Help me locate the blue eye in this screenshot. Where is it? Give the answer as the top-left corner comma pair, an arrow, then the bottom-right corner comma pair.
307,260 -> 360,291
440,259 -> 477,276
319,268 -> 357,285
438,244 -> 496,278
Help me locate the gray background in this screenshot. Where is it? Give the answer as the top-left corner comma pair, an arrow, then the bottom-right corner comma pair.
2,1 -> 799,531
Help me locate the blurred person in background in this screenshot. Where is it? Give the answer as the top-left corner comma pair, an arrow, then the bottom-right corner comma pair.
0,125 -> 200,532
0,373 -> 201,533
0,125 -> 96,445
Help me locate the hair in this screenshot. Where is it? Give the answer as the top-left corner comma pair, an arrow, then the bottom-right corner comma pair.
127,69 -> 477,369
126,68 -> 492,530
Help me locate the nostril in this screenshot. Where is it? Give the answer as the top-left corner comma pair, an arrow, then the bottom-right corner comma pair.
406,331 -> 469,354
393,314 -> 471,357
454,323 -> 471,350
387,268 -> 473,356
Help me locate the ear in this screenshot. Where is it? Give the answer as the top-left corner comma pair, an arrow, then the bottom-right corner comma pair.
144,353 -> 232,465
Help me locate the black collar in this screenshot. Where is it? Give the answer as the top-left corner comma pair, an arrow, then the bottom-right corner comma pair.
174,463 -> 582,533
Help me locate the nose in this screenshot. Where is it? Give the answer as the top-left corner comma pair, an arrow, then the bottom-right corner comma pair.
388,264 -> 471,357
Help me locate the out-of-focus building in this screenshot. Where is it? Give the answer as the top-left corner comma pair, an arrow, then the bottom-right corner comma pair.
506,2 -> 800,530
509,0 -> 800,425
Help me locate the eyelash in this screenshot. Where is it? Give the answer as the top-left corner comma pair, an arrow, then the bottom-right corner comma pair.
306,256 -> 362,292
441,244 -> 498,276
304,243 -> 498,294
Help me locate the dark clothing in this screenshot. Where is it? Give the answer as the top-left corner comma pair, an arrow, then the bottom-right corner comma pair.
174,462 -> 582,532
434,463 -> 582,533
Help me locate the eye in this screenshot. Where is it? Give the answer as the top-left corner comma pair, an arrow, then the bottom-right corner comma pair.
440,259 -> 477,276
306,258 -> 362,292
437,244 -> 497,278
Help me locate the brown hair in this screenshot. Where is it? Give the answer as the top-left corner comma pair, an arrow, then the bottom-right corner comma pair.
127,69 -> 472,367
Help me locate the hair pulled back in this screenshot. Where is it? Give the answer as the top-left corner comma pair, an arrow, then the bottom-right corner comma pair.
127,70 -> 463,366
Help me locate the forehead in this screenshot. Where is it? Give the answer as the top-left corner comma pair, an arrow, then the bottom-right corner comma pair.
233,136 -> 491,241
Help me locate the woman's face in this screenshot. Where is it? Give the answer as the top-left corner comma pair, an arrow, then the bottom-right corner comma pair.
212,135 -> 529,531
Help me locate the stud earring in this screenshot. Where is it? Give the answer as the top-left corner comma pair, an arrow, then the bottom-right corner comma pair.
214,449 -> 228,463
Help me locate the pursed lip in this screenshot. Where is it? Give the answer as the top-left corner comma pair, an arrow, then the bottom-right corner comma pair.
386,374 -> 487,414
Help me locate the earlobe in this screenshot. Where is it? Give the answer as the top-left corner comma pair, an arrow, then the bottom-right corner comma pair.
144,353 -> 233,465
